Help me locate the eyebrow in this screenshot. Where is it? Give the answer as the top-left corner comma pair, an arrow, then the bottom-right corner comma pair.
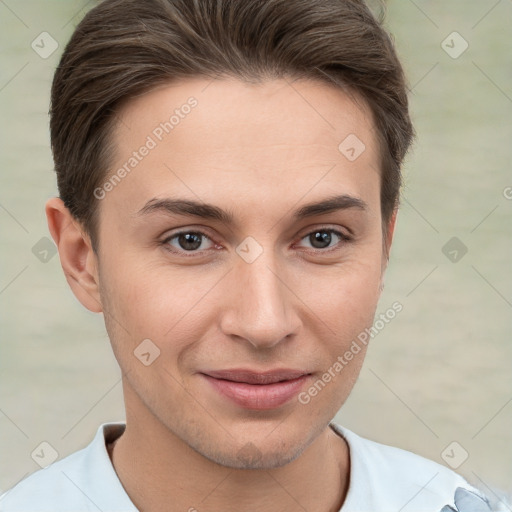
135,194 -> 368,224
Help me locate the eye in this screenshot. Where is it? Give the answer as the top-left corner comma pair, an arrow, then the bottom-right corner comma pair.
161,230 -> 215,256
297,228 -> 351,252
160,227 -> 351,258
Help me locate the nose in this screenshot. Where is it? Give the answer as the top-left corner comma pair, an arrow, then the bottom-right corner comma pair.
219,249 -> 301,350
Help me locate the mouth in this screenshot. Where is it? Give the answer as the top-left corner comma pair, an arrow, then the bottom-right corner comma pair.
200,369 -> 312,410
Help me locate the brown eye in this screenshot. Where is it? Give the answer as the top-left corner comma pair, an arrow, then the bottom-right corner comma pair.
162,231 -> 214,255
299,229 -> 350,251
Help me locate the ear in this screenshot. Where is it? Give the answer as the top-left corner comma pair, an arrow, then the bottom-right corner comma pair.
384,207 -> 398,261
45,197 -> 103,313
380,208 -> 398,291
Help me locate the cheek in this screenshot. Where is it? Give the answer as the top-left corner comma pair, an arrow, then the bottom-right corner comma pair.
99,258 -> 219,360
295,257 -> 381,388
337,262 -> 382,323
295,255 -> 382,326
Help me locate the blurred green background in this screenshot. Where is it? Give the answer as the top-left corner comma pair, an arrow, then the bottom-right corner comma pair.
1,0 -> 511,506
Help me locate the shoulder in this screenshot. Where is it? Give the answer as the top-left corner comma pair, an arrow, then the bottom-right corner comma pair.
330,423 -> 489,512
1,449 -> 92,511
0,423 -> 135,512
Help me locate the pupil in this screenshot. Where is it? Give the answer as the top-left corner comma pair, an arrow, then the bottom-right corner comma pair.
311,231 -> 331,249
179,233 -> 202,251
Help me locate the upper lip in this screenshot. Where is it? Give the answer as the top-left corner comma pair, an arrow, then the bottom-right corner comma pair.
202,369 -> 310,385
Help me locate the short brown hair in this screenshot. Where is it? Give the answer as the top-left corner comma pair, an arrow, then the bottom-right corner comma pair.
50,0 -> 414,253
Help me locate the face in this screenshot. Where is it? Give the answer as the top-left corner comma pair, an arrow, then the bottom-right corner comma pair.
91,77 -> 392,469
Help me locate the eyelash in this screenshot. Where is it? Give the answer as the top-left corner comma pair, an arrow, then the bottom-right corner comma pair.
160,227 -> 352,258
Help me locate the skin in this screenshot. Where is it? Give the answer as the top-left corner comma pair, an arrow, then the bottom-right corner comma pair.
46,77 -> 396,512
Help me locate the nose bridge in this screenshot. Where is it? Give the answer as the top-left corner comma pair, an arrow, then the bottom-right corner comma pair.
220,242 -> 298,348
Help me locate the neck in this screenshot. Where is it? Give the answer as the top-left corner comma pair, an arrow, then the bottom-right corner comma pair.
109,390 -> 350,512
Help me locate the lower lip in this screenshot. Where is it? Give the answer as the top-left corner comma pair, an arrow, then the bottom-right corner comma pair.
202,374 -> 310,410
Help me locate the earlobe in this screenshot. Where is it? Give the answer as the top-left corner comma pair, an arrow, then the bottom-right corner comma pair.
45,197 -> 103,313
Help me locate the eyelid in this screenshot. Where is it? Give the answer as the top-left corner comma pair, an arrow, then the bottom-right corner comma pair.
160,224 -> 216,241
296,224 -> 351,241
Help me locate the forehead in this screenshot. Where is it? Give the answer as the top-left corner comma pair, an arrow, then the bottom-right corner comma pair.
114,77 -> 376,152
103,77 -> 381,222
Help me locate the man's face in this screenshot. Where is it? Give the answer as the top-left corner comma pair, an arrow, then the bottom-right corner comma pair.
94,77 -> 390,469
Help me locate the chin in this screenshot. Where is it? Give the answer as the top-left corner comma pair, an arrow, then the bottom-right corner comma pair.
183,423 -> 313,471
201,441 -> 307,470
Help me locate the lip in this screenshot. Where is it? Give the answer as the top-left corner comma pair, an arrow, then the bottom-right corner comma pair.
200,369 -> 311,410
